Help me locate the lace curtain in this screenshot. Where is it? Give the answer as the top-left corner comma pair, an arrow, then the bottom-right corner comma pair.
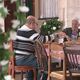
39,0 -> 58,19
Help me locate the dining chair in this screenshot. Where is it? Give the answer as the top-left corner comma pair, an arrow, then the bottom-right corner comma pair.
47,42 -> 69,80
34,40 -> 49,80
63,45 -> 80,80
8,40 -> 36,80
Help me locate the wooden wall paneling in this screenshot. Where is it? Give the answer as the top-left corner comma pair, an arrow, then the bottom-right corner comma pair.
4,0 -> 16,31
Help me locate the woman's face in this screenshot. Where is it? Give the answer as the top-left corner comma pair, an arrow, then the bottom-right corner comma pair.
72,20 -> 79,30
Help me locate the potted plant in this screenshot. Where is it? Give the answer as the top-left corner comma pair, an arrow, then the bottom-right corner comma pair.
0,0 -> 29,79
0,30 -> 10,80
40,17 -> 63,35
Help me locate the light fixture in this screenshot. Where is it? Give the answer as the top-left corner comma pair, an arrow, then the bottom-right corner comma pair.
19,6 -> 29,13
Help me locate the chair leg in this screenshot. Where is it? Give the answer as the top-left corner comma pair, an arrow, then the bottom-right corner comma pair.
47,76 -> 49,80
69,71 -> 73,80
47,75 -> 52,80
8,62 -> 12,75
12,69 -> 15,78
21,71 -> 24,80
8,67 -> 11,75
33,69 -> 36,80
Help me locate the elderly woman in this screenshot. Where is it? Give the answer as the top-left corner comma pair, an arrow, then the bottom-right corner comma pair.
57,18 -> 80,42
62,18 -> 80,39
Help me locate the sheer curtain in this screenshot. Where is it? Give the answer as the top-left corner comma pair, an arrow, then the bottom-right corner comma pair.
40,0 -> 58,19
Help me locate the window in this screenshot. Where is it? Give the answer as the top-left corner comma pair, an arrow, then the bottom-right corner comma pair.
39,0 -> 58,19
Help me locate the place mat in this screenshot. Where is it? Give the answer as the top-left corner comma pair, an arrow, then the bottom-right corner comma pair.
64,41 -> 80,47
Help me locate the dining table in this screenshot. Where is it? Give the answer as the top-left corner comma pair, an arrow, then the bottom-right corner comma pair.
50,38 -> 80,60
45,38 -> 80,80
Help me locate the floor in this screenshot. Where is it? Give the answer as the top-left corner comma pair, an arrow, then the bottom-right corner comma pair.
15,74 -> 27,80
15,74 -> 80,80
15,62 -> 80,80
50,62 -> 80,80
15,73 -> 80,80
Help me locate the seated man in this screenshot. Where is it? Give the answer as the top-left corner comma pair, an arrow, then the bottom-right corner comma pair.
14,15 -> 54,80
62,18 -> 80,40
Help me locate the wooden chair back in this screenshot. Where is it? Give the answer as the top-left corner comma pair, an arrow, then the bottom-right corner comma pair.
34,40 -> 48,71
8,40 -> 36,80
63,45 -> 80,80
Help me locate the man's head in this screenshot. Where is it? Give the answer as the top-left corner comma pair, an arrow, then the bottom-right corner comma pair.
72,18 -> 80,31
25,15 -> 38,30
